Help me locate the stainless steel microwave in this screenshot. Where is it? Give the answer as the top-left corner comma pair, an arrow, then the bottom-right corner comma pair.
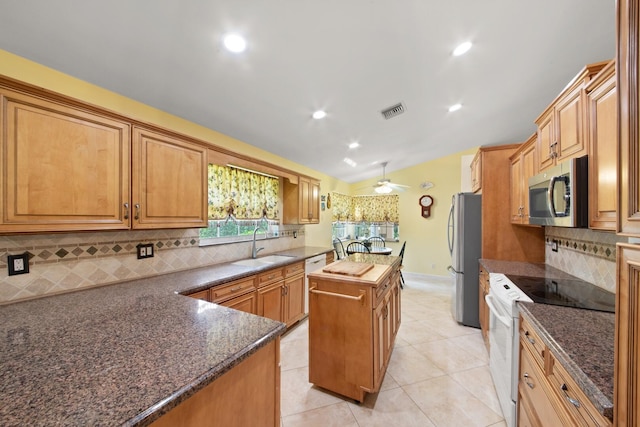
528,156 -> 588,227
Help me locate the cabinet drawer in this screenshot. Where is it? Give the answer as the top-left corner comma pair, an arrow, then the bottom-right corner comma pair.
257,268 -> 285,287
548,353 -> 612,426
285,261 -> 304,278
520,316 -> 546,368
375,276 -> 392,305
210,276 -> 256,303
519,346 -> 565,426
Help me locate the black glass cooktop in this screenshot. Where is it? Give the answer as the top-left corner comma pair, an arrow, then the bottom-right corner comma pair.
505,275 -> 615,313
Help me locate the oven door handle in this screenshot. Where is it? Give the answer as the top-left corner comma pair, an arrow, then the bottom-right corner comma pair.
485,294 -> 512,327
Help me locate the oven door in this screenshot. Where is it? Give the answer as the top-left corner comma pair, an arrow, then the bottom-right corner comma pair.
485,293 -> 516,427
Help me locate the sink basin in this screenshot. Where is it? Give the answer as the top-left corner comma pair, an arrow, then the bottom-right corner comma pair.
232,255 -> 296,267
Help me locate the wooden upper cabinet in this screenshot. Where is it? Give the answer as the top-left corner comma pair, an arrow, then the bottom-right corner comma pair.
283,176 -> 320,224
0,89 -> 131,232
509,134 -> 537,225
535,61 -> 609,172
131,127 -> 208,229
617,0 -> 640,237
586,60 -> 617,231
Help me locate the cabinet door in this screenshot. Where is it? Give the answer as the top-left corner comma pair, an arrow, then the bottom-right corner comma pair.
536,109 -> 556,171
588,65 -> 617,231
510,154 -> 523,224
471,151 -> 482,192
132,127 -> 208,229
283,274 -> 304,327
618,0 -> 640,236
0,90 -> 131,232
521,140 -> 537,222
373,294 -> 392,389
221,292 -> 257,315
556,84 -> 587,163
257,281 -> 284,322
615,243 -> 640,426
298,177 -> 320,224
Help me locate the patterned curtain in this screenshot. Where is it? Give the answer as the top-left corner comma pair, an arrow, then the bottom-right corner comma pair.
208,165 -> 279,220
331,192 -> 399,223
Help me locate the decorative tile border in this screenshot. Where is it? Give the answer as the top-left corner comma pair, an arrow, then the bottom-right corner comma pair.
544,229 -> 619,261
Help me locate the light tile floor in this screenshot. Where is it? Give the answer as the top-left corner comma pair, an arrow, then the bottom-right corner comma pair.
280,277 -> 506,427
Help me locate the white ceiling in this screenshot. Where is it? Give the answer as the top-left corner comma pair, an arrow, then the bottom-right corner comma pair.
0,1 -> 616,184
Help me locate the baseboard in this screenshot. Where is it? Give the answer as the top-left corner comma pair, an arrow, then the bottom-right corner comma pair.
403,272 -> 451,286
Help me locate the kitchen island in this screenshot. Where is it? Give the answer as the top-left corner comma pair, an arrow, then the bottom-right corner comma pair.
307,253 -> 401,402
0,247 -> 331,427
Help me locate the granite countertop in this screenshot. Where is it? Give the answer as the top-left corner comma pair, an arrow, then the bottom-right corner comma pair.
519,304 -> 614,420
479,259 -> 614,421
0,246 -> 332,427
345,253 -> 401,267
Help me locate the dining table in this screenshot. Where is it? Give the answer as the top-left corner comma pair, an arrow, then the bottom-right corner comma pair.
368,246 -> 393,255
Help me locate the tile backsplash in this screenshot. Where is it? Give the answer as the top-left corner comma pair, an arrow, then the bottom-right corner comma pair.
544,227 -> 627,293
0,227 -> 305,304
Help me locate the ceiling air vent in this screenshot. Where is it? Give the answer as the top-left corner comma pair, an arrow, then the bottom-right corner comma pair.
381,102 -> 405,120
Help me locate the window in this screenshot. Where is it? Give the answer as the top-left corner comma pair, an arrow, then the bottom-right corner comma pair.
199,164 -> 280,246
330,192 -> 400,241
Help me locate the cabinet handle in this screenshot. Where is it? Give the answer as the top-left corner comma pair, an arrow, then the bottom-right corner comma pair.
134,203 -> 140,220
383,306 -> 389,319
124,203 -> 129,220
561,384 -> 581,408
230,286 -> 242,292
310,287 -> 365,303
523,373 -> 535,389
525,331 -> 535,345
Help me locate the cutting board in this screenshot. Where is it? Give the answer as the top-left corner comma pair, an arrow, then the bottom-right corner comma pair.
322,261 -> 374,277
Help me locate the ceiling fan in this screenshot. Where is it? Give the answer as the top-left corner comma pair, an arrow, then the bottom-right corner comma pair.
373,162 -> 410,194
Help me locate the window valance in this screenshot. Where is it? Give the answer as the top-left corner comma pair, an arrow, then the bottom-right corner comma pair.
331,192 -> 399,223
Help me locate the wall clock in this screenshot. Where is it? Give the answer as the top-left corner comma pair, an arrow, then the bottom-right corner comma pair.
419,195 -> 434,218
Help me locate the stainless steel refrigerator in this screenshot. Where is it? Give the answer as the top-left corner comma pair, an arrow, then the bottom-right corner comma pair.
447,192 -> 482,328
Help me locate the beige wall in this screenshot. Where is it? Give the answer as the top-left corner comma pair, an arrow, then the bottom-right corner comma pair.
347,148 -> 478,277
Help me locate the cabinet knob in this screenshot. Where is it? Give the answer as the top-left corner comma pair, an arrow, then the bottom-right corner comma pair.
561,384 -> 581,408
523,373 -> 535,389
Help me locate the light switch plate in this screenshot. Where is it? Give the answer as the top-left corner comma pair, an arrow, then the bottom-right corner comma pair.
136,243 -> 155,259
8,252 -> 30,276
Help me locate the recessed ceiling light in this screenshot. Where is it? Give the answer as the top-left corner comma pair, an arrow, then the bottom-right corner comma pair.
312,110 -> 327,120
448,103 -> 462,112
223,34 -> 247,53
343,158 -> 357,167
453,41 -> 472,56
349,142 -> 360,149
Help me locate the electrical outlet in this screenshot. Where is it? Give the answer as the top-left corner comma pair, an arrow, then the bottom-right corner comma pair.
137,243 -> 155,259
8,252 -> 30,276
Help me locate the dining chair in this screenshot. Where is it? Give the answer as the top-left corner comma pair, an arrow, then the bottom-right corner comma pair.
346,241 -> 371,255
367,236 -> 385,247
333,237 -> 346,260
397,241 -> 406,288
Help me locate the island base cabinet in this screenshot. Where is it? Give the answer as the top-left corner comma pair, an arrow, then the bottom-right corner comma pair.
150,339 -> 280,427
308,280 -> 373,402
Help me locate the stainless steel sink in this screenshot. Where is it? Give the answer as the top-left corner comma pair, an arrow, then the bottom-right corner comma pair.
232,255 -> 296,267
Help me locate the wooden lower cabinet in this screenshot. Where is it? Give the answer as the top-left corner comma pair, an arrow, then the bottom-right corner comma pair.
519,315 -> 612,426
221,291 -> 257,314
308,262 -> 401,402
257,263 -> 306,328
150,339 -> 280,427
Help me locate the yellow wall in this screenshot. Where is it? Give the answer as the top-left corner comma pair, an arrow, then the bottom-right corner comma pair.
349,147 -> 478,276
0,49 -> 477,276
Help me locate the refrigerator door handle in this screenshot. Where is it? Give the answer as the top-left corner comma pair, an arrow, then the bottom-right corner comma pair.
447,196 -> 455,255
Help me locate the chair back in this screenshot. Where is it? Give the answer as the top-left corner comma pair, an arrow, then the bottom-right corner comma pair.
367,236 -> 385,248
398,241 -> 406,263
333,238 -> 346,260
346,241 -> 371,254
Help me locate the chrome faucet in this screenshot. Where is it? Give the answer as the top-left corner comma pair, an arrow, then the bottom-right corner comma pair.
252,226 -> 265,259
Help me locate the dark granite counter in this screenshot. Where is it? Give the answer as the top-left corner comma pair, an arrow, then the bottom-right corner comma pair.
519,304 -> 614,420
479,259 -> 614,421
0,246 -> 332,427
